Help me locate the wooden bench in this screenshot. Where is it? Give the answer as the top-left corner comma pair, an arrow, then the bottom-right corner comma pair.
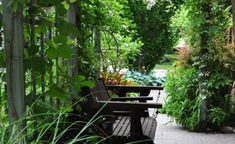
89,80 -> 163,143
106,85 -> 163,99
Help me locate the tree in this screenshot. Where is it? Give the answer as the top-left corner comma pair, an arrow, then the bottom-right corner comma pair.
127,0 -> 181,73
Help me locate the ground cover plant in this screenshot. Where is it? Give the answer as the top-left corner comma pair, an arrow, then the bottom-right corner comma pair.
125,71 -> 165,86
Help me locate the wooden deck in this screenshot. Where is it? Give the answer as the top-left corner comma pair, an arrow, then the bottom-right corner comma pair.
113,116 -> 157,140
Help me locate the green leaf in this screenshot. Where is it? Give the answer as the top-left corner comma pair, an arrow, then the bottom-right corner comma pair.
35,24 -> 47,34
38,0 -> 62,7
57,45 -> 73,59
53,35 -> 68,44
79,81 -> 95,88
56,4 -> 67,16
31,57 -> 47,74
57,18 -> 80,37
45,39 -> 53,47
28,45 -> 39,57
46,47 -> 57,59
75,75 -> 86,81
47,84 -> 67,100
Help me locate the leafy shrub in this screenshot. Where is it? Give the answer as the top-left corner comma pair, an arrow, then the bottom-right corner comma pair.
125,71 -> 165,86
208,107 -> 228,127
163,67 -> 200,130
164,67 -> 232,130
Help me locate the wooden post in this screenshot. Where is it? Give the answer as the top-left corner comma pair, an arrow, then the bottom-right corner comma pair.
40,33 -> 45,101
198,2 -> 211,130
94,25 -> 101,77
68,3 -> 79,110
2,0 -> 26,135
29,0 -> 37,104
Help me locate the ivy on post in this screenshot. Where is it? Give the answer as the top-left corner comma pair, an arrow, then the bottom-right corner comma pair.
2,0 -> 26,141
198,1 -> 211,130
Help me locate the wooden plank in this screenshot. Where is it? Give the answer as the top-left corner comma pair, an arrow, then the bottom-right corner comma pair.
113,117 -> 122,133
144,117 -> 154,137
112,119 -> 119,130
98,101 -> 162,110
107,85 -> 164,91
107,85 -> 163,98
118,117 -> 130,136
124,118 -> 131,136
150,119 -> 157,140
110,96 -> 153,101
142,117 -> 150,135
113,116 -> 128,136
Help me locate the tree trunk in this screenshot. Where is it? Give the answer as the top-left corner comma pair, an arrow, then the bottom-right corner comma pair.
2,0 -> 26,139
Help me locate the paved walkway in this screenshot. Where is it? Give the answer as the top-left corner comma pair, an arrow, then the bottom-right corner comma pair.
155,113 -> 235,144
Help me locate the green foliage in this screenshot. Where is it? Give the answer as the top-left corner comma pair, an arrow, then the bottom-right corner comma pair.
172,0 -> 230,57
208,107 -> 228,127
0,109 -> 107,143
125,71 -> 165,86
102,33 -> 142,72
164,67 -> 200,130
164,66 -> 232,130
0,73 -> 7,129
128,0 -> 182,73
0,50 -> 5,67
164,0 -> 233,130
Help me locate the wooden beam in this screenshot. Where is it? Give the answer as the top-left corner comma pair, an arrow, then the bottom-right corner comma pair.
68,3 -> 79,110
2,0 -> 25,132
